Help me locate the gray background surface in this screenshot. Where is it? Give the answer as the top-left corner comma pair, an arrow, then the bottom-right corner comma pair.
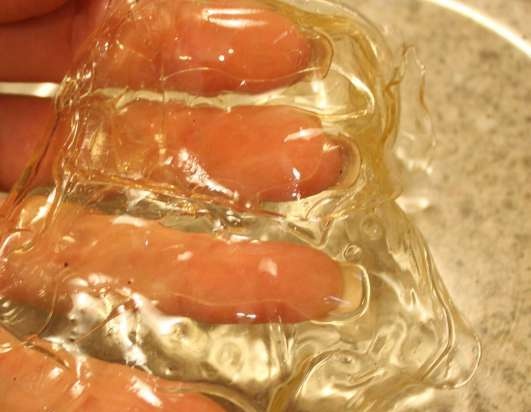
355,0 -> 531,410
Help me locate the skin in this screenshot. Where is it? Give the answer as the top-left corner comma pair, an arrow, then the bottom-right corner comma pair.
2,197 -> 346,324
64,100 -> 343,202
0,0 -> 70,24
0,96 -> 54,190
89,0 -> 312,94
0,0 -> 108,191
0,0 -> 324,193
0,101 -> 344,197
0,0 -> 354,406
0,328 -> 226,411
0,0 -> 106,82
0,0 -> 350,322
0,0 -> 311,90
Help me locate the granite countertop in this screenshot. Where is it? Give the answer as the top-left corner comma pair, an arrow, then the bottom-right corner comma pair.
356,0 -> 531,410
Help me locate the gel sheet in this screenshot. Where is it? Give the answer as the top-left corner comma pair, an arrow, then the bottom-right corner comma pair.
0,1 -> 480,411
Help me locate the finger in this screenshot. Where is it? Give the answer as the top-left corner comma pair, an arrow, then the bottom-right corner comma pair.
89,0 -> 312,94
91,101 -> 345,202
0,0 -> 69,23
2,198 -> 354,323
0,0 -> 319,192
0,328 -> 226,411
0,0 -> 107,82
0,96 -> 54,191
5,102 -> 346,202
0,0 -> 312,94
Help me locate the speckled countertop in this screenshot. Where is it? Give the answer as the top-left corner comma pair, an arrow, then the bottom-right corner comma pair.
356,0 -> 531,410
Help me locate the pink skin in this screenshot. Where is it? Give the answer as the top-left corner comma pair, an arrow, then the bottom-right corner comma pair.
2,198 -> 345,324
0,328 -> 226,411
75,100 -> 344,202
0,1 -> 349,407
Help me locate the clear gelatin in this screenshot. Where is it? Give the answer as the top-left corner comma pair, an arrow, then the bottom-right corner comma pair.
0,0 -> 480,410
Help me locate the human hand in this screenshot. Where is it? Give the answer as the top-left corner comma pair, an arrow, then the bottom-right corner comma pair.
0,1 -> 359,410
0,0 -> 108,189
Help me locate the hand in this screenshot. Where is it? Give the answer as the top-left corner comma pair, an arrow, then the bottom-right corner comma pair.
0,327 -> 225,411
0,1 -> 360,409
0,0 -> 108,189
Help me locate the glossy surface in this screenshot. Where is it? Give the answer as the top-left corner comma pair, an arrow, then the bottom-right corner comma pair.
88,0 -> 313,94
2,197 -> 345,323
0,99 -> 345,200
0,328 -> 226,411
0,0 -> 485,410
69,101 -> 344,202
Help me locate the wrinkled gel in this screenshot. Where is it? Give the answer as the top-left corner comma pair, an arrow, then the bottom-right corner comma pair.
0,0 -> 479,411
